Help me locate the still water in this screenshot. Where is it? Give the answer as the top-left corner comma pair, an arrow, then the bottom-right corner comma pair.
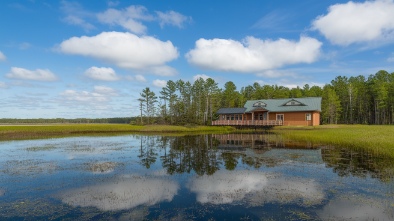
0,134 -> 393,220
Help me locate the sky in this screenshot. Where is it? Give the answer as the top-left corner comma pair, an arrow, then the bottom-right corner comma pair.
1,0 -> 394,119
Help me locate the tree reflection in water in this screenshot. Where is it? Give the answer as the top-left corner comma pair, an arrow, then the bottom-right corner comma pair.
321,147 -> 394,181
136,134 -> 394,181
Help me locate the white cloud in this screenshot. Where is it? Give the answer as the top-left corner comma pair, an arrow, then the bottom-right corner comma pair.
156,10 -> 191,28
193,74 -> 210,81
153,79 -> 167,88
0,82 -> 8,89
0,51 -> 6,61
126,74 -> 147,82
59,32 -> 179,75
312,0 -> 394,46
135,74 -> 146,82
63,15 -> 95,31
60,1 -> 95,31
6,67 -> 58,81
60,86 -> 117,106
60,175 -> 179,211
84,66 -> 119,81
19,42 -> 31,50
186,36 -> 321,73
97,6 -> 153,34
93,85 -> 117,95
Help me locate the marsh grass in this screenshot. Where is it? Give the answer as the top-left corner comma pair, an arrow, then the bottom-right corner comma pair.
0,124 -> 235,141
273,125 -> 394,158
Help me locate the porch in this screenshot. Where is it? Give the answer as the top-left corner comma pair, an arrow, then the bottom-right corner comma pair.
211,120 -> 283,126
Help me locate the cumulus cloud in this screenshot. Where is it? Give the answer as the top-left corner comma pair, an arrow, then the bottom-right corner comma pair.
153,79 -> 167,88
156,10 -> 191,28
84,66 -> 119,81
193,74 -> 210,81
0,51 -> 6,61
60,85 -> 117,106
60,175 -> 179,211
6,67 -> 58,81
186,36 -> 322,73
312,0 -> 394,46
97,5 -> 153,34
187,170 -> 324,206
59,31 -> 178,75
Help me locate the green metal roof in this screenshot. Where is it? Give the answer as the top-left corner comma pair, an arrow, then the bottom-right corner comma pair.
244,97 -> 322,113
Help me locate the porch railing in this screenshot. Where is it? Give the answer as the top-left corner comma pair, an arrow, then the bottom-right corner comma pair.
211,120 -> 283,126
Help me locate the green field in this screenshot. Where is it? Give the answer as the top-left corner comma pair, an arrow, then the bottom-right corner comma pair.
0,124 -> 235,140
273,124 -> 394,158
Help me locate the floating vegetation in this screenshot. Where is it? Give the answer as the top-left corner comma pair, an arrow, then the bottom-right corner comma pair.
1,159 -> 57,176
88,162 -> 117,174
26,144 -> 57,152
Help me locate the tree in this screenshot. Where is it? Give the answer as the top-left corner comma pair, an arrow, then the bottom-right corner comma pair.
140,87 -> 157,124
322,85 -> 342,124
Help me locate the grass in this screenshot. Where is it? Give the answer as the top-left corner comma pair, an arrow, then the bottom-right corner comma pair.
0,124 -> 235,141
273,124 -> 394,158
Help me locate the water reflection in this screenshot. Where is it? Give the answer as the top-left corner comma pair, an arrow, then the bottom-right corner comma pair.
187,170 -> 324,206
322,147 -> 394,181
317,195 -> 394,221
0,134 -> 393,220
60,174 -> 179,211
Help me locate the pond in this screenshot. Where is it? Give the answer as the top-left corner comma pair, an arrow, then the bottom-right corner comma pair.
0,134 -> 393,220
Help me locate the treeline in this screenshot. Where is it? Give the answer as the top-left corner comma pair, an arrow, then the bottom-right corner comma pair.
137,70 -> 394,125
0,117 -> 135,124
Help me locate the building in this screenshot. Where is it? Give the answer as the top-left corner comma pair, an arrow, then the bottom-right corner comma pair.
212,97 -> 322,126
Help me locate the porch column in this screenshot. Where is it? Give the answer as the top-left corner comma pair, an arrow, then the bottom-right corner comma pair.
252,112 -> 254,124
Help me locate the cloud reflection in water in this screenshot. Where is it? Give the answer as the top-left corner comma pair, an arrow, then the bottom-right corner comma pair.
188,170 -> 324,206
60,175 -> 179,211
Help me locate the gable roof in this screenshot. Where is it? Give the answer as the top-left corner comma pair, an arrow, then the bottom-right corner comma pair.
244,97 -> 321,112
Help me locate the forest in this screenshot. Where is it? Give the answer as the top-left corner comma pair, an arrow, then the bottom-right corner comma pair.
138,70 -> 394,125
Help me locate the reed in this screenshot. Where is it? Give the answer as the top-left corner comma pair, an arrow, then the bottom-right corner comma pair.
0,124 -> 235,141
273,124 -> 394,158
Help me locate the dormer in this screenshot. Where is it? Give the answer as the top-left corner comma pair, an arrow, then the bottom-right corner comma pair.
282,99 -> 306,106
252,101 -> 267,107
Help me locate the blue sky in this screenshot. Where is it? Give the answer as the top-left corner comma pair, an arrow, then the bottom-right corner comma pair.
1,0 -> 394,118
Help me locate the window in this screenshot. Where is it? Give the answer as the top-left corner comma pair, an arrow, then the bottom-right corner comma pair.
235,115 -> 238,120
306,113 -> 311,121
283,100 -> 305,106
226,115 -> 230,120
240,115 -> 243,120
276,114 -> 284,121
231,115 -> 234,120
222,115 -> 225,120
253,101 -> 267,107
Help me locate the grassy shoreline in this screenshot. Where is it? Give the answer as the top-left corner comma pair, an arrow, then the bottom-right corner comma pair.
273,124 -> 394,158
2,124 -> 394,159
0,124 -> 235,140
